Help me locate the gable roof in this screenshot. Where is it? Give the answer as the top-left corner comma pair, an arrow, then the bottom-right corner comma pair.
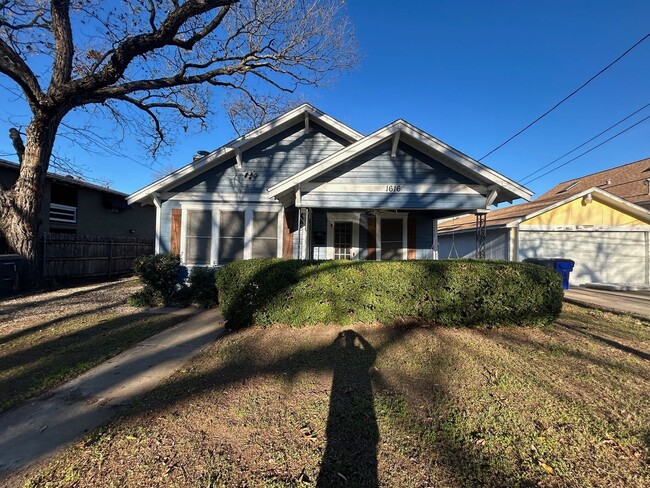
127,104 -> 362,204
0,158 -> 128,197
267,119 -> 533,204
438,185 -> 650,233
536,157 -> 650,208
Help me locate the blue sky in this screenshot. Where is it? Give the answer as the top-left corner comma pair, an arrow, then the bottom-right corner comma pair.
1,0 -> 649,200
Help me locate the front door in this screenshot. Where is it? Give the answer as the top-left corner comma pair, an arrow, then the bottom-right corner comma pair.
326,212 -> 360,260
333,221 -> 353,259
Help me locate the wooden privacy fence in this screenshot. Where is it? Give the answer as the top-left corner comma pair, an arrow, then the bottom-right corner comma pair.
40,233 -> 154,280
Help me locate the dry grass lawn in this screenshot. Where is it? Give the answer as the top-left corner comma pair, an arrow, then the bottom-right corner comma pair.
9,303 -> 650,487
0,278 -> 191,413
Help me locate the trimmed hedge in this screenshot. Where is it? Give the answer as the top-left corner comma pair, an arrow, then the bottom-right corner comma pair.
216,259 -> 563,329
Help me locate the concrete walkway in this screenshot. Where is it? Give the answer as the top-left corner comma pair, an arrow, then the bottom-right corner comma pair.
564,288 -> 650,320
0,307 -> 226,477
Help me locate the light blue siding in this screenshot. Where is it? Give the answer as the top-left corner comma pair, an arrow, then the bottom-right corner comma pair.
313,141 -> 476,185
171,122 -> 348,195
301,192 -> 485,209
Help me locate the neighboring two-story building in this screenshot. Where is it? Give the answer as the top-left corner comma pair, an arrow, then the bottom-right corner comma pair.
0,159 -> 155,253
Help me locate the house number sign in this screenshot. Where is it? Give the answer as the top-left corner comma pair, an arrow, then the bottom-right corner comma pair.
385,185 -> 402,192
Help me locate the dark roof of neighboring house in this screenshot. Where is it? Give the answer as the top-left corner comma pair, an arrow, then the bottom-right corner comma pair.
0,158 -> 127,197
439,157 -> 650,233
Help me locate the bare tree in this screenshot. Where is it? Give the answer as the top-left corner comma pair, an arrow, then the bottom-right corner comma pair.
0,0 -> 357,274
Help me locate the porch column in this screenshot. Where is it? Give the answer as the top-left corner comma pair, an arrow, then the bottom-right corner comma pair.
475,212 -> 487,259
297,207 -> 311,259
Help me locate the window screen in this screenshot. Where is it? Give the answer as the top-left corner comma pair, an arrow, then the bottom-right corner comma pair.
380,218 -> 403,261
219,210 -> 245,264
186,210 -> 212,264
252,212 -> 278,258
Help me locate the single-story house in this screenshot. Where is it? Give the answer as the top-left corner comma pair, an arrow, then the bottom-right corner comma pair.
127,104 -> 531,267
438,158 -> 650,286
0,159 -> 155,253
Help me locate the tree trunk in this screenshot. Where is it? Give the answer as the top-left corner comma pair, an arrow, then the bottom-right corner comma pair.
0,113 -> 61,285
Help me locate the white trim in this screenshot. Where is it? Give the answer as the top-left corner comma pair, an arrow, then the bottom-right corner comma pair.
302,182 -> 485,194
326,212 -> 361,260
152,194 -> 162,254
391,131 -> 400,157
267,120 -> 532,202
432,219 -> 438,260
178,202 -> 284,265
376,211 -> 409,261
165,191 -> 277,202
518,224 -> 650,231
127,103 -> 362,204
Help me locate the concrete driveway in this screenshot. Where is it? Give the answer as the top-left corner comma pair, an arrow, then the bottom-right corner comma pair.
564,288 -> 650,320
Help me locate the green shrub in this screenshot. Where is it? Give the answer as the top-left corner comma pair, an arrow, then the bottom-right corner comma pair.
216,259 -> 563,329
188,266 -> 218,308
127,288 -> 158,307
132,253 -> 180,305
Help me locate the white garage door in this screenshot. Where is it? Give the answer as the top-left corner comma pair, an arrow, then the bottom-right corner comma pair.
518,230 -> 649,286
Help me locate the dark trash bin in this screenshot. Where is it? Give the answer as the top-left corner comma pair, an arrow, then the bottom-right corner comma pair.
524,258 -> 575,290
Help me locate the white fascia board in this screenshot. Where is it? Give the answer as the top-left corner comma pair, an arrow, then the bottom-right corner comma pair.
127,103 -> 362,205
268,119 -> 532,201
506,187 -> 650,227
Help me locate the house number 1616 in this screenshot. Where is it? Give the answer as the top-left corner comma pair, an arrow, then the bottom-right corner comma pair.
385,185 -> 401,192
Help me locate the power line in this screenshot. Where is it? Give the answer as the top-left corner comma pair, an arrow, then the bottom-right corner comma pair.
520,102 -> 650,184
479,31 -> 650,161
523,113 -> 650,185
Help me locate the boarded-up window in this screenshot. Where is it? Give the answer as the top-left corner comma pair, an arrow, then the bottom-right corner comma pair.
381,218 -> 403,261
186,210 -> 212,264
252,211 -> 278,258
219,211 -> 245,264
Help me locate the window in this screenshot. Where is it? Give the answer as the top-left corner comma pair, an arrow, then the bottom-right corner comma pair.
380,218 -> 403,260
185,210 -> 212,264
50,183 -> 78,223
219,210 -> 245,264
252,211 -> 278,258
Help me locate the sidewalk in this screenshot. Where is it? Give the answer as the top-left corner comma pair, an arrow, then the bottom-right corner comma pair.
564,288 -> 650,320
0,307 -> 226,477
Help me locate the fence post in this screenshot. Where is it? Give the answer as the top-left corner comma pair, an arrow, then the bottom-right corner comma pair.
42,233 -> 47,279
108,239 -> 113,279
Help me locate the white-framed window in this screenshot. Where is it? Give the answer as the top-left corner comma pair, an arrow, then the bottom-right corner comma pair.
326,212 -> 360,260
179,203 -> 282,266
218,210 -> 245,264
185,209 -> 212,265
252,211 -> 279,258
376,212 -> 408,261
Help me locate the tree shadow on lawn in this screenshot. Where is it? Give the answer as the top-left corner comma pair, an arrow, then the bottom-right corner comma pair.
0,280 -> 128,318
18,322 -> 552,487
0,309 -> 189,413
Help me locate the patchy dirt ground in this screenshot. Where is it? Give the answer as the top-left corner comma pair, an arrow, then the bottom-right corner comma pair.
0,278 -> 190,413
8,303 -> 649,487
0,278 -> 141,333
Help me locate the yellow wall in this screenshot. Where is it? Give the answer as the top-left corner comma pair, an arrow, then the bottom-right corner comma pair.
523,197 -> 649,227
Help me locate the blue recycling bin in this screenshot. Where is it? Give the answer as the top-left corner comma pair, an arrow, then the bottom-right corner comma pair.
553,259 -> 575,290
524,258 -> 575,290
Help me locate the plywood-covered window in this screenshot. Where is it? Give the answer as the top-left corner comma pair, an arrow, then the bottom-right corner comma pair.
252,211 -> 278,258
219,210 -> 245,264
186,210 -> 212,264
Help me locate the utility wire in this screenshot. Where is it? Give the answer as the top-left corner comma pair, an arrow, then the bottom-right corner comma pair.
520,102 -> 650,183
479,31 -> 650,161
523,113 -> 650,185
